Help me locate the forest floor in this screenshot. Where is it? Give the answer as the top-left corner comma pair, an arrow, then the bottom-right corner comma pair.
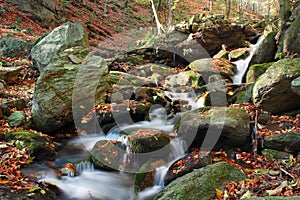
1,0 -> 299,199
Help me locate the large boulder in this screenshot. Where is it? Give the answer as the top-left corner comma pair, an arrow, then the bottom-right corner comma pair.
4,130 -> 56,161
248,33 -> 277,66
283,15 -> 300,57
155,162 -> 247,200
0,37 -> 31,58
12,0 -> 59,28
252,58 -> 300,114
246,62 -> 274,83
176,107 -> 251,151
31,22 -> 89,72
32,54 -> 109,133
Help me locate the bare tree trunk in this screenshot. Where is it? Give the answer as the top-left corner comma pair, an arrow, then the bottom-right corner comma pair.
225,0 -> 231,19
167,0 -> 173,31
149,0 -> 165,35
209,0 -> 213,14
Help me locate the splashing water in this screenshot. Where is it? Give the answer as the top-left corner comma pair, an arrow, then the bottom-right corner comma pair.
232,36 -> 265,84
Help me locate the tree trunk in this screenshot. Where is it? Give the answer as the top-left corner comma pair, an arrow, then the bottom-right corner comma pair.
167,0 -> 173,31
279,0 -> 290,24
225,0 -> 231,19
209,0 -> 213,14
149,0 -> 165,35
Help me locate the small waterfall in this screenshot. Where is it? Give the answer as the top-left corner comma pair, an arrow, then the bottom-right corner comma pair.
232,36 -> 265,84
76,161 -> 94,174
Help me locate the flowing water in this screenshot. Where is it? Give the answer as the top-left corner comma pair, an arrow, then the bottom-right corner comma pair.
22,37 -> 265,199
232,36 -> 265,84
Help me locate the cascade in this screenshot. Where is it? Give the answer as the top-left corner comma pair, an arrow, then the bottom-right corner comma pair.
232,36 -> 265,84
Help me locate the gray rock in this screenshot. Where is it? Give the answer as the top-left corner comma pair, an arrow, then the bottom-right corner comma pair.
8,111 -> 26,127
155,162 -> 247,200
164,70 -> 201,90
31,22 -> 88,72
283,15 -> 300,57
263,131 -> 300,153
0,66 -> 23,82
252,58 -> 300,114
4,130 -> 56,161
246,62 -> 274,84
32,54 -> 109,133
291,76 -> 300,95
176,107 -> 251,151
0,37 -> 31,58
249,32 -> 277,66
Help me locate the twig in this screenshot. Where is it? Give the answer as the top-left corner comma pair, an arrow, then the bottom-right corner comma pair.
252,109 -> 259,162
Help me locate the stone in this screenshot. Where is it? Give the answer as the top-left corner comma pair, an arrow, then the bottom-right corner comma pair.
176,107 -> 251,151
164,70 -> 202,90
12,0 -> 59,28
32,54 -> 109,133
263,131 -> 300,153
229,47 -> 249,61
262,149 -> 291,160
0,66 -> 23,82
246,62 -> 274,83
248,33 -> 277,66
164,152 -> 212,186
4,130 -> 56,161
283,15 -> 300,57
229,83 -> 254,104
8,111 -> 26,127
31,22 -> 89,72
90,140 -> 125,171
252,58 -> 300,114
155,162 -> 247,200
291,76 -> 300,96
0,37 -> 32,58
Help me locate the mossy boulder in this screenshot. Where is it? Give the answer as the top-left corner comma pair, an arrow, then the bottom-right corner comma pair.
263,131 -> 300,153
154,162 -> 247,200
8,111 -> 26,127
229,47 -> 249,61
134,159 -> 167,193
0,37 -> 32,58
283,15 -> 300,57
4,130 -> 56,161
31,21 -> 89,71
246,62 -> 274,83
32,55 -> 109,133
262,149 -> 291,160
176,107 -> 251,151
252,58 -> 300,114
164,70 -> 202,90
249,32 -> 277,66
90,140 -> 126,171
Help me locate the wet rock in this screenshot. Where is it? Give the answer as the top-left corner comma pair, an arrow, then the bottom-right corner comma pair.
128,129 -> 170,154
283,15 -> 300,57
262,149 -> 291,160
0,37 -> 32,58
32,54 -> 109,133
248,32 -> 277,66
229,83 -> 254,104
164,151 -> 212,186
164,70 -> 202,90
176,107 -> 251,151
155,162 -> 247,200
8,111 -> 26,127
31,22 -> 88,71
4,130 -> 56,161
213,49 -> 229,59
291,76 -> 300,96
0,66 -> 23,82
90,140 -> 126,171
134,160 -> 167,193
229,47 -> 249,61
188,58 -> 235,83
252,58 -> 300,114
263,131 -> 300,153
246,62 -> 274,83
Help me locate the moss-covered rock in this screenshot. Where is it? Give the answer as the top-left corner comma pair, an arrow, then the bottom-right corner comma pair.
252,58 -> 300,114
262,149 -> 291,160
32,55 -> 109,133
154,162 -> 247,200
0,37 -> 32,58
229,47 -> 249,61
176,107 -> 251,151
134,159 -> 167,193
4,130 -> 56,161
263,131 -> 300,153
90,140 -> 126,171
246,62 -> 274,83
8,111 -> 26,127
283,15 -> 300,57
249,32 -> 277,66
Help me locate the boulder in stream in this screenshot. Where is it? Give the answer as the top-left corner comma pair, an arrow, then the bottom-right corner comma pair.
154,162 -> 247,200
